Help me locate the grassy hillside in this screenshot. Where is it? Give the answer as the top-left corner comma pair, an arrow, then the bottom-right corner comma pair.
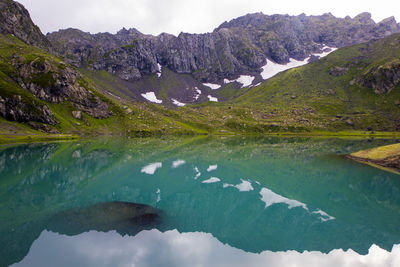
0,34 -> 212,137
233,34 -> 400,132
1,33 -> 400,140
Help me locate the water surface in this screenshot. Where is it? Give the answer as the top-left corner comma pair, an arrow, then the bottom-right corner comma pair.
1,137 -> 400,266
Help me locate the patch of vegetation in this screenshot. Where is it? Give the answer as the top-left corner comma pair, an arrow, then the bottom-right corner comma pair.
30,71 -> 55,87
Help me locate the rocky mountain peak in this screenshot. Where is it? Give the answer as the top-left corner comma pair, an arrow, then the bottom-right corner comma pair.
116,27 -> 143,37
378,16 -> 400,32
44,9 -> 400,84
0,0 -> 50,49
353,12 -> 374,24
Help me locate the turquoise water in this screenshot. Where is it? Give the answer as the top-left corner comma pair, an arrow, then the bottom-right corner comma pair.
1,137 -> 400,266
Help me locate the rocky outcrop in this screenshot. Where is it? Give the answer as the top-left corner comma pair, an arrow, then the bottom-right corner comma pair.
48,12 -> 400,83
5,54 -> 112,119
356,60 -> 400,94
0,0 -> 112,130
0,94 -> 56,125
0,0 -> 50,49
329,66 -> 349,76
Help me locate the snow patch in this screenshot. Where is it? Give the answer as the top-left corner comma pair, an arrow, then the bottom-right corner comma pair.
260,45 -> 337,80
315,46 -> 338,58
172,160 -> 185,168
194,87 -> 202,100
224,78 -> 235,84
207,165 -> 218,172
141,162 -> 162,175
202,177 -> 221,184
156,63 -> 162,78
236,75 -> 255,88
171,98 -> 186,107
203,83 -> 221,90
261,58 -> 309,80
207,95 -> 218,102
141,92 -> 162,104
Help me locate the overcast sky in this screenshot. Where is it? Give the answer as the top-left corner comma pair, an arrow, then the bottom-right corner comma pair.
18,0 -> 400,36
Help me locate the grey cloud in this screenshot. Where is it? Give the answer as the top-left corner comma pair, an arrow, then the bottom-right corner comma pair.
17,0 -> 400,36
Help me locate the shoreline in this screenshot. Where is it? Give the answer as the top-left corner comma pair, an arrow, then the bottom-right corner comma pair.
0,130 -> 398,145
347,143 -> 400,175
0,134 -> 79,145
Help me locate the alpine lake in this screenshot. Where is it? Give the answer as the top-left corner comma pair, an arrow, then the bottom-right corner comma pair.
1,136 -> 400,267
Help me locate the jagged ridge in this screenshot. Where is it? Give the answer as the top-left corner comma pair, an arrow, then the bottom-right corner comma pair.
47,12 -> 400,83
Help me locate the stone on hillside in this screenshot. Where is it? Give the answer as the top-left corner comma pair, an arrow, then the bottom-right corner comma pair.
356,60 -> 400,94
72,110 -> 82,119
329,66 -> 349,76
326,89 -> 336,95
345,119 -> 354,126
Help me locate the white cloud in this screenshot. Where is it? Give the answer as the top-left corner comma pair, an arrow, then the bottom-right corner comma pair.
18,0 -> 400,35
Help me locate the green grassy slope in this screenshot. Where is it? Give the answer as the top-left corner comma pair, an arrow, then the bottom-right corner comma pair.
233,34 -> 400,132
1,33 -> 400,139
0,34 -> 212,137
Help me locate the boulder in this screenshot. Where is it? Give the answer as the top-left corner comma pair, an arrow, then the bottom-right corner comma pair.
72,110 -> 82,119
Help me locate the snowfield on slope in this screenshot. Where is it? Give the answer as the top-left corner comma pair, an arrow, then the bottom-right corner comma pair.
261,46 -> 337,80
141,92 -> 163,104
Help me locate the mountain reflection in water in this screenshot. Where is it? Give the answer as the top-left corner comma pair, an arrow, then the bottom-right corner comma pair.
1,136 -> 400,266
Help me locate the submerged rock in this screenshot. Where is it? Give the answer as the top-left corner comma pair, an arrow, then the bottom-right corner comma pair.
47,201 -> 163,236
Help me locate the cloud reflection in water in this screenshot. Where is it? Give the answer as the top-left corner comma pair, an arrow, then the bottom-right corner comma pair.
13,230 -> 400,267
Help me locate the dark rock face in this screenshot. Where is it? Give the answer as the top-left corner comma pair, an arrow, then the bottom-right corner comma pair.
0,0 -> 50,49
8,55 -> 111,119
0,0 -> 111,128
356,60 -> 400,94
0,94 -> 57,124
329,66 -> 349,76
48,12 -> 400,82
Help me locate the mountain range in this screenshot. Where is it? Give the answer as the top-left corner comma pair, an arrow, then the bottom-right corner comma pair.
0,0 -> 399,138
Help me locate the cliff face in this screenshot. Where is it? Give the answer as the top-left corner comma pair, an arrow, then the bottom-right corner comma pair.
0,0 -> 111,132
0,0 -> 50,49
47,12 -> 400,82
357,60 -> 400,94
